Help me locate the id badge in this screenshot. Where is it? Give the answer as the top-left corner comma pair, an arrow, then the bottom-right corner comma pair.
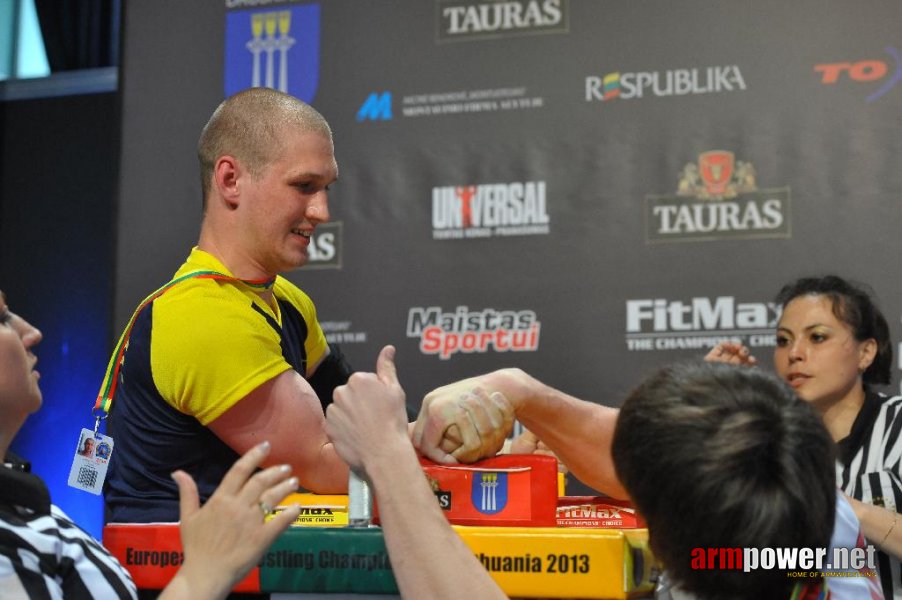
67,428 -> 114,495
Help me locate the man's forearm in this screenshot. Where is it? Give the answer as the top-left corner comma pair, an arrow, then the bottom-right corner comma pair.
484,369 -> 628,499
299,442 -> 351,493
366,442 -> 507,600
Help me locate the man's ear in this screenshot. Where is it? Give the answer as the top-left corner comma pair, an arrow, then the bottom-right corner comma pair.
212,155 -> 242,209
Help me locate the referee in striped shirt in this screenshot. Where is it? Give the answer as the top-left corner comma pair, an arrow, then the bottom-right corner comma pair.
708,275 -> 902,599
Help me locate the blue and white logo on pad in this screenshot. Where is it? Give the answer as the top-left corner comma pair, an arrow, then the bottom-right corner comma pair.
224,4 -> 320,102
472,472 -> 508,514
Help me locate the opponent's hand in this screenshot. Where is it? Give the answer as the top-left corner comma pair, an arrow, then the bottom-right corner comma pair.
509,430 -> 569,474
166,441 -> 300,599
414,379 -> 515,464
704,342 -> 758,366
326,345 -> 411,474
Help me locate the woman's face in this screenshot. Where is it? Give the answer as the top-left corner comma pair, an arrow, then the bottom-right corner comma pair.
0,291 -> 43,417
773,294 -> 876,408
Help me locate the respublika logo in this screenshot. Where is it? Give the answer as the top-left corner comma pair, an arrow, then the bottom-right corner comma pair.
814,46 -> 902,103
645,150 -> 791,243
302,221 -> 342,269
407,306 -> 541,360
625,296 -> 779,352
224,4 -> 320,102
437,0 -> 568,42
471,472 -> 508,514
432,181 -> 550,239
357,92 -> 392,121
586,65 -> 746,102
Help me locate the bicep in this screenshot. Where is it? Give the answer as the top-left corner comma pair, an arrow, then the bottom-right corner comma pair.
207,369 -> 331,473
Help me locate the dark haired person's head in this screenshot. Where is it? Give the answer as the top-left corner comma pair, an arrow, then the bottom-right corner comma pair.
774,275 -> 891,390
612,361 -> 835,600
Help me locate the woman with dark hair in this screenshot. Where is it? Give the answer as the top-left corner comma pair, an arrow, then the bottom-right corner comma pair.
707,275 -> 902,598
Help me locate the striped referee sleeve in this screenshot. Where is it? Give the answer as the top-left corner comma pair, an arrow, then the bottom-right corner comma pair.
0,506 -> 136,599
838,393 -> 902,599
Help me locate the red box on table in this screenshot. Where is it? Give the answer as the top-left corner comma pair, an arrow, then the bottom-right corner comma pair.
556,496 -> 646,529
374,454 -> 559,527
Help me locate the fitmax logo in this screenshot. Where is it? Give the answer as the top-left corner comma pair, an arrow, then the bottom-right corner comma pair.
357,92 -> 392,121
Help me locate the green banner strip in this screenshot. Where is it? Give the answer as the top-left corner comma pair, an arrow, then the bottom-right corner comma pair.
259,527 -> 399,594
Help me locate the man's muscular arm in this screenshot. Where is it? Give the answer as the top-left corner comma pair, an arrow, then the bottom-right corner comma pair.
208,369 -> 349,493
415,368 -> 627,499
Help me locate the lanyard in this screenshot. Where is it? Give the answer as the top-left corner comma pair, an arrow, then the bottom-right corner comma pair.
91,270 -> 275,428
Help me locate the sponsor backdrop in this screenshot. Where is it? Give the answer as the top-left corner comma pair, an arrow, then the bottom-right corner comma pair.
117,1 -> 902,491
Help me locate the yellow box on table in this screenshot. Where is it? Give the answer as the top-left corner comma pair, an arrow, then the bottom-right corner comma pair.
103,455 -> 656,598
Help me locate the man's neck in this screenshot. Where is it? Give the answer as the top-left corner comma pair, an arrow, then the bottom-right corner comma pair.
196,232 -> 274,281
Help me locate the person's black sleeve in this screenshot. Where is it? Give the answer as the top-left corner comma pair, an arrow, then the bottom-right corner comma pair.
308,343 -> 418,420
309,343 -> 355,413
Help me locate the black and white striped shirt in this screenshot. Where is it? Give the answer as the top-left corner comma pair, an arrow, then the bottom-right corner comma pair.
837,391 -> 902,600
0,456 -> 136,599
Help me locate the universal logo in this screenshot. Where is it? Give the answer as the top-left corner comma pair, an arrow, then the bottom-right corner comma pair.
432,181 -> 550,240
303,221 -> 342,269
436,0 -> 568,43
645,150 -> 791,243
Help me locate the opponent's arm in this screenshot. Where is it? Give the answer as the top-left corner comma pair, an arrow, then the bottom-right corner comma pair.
326,347 -> 508,600
208,369 -> 349,493
415,368 -> 628,499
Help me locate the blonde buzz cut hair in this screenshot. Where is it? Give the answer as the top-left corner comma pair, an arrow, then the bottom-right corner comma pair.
197,87 -> 333,207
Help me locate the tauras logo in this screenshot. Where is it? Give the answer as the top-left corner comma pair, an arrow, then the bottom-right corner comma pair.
437,0 -> 567,42
645,151 -> 791,243
407,306 -> 540,359
304,221 -> 342,269
432,181 -> 550,240
429,477 -> 452,510
625,297 -> 780,352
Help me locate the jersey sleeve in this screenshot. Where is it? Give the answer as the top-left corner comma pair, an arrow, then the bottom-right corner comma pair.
150,285 -> 291,425
275,277 -> 329,376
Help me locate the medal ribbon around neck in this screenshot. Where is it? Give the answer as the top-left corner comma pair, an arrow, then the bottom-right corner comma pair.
92,270 -> 275,421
